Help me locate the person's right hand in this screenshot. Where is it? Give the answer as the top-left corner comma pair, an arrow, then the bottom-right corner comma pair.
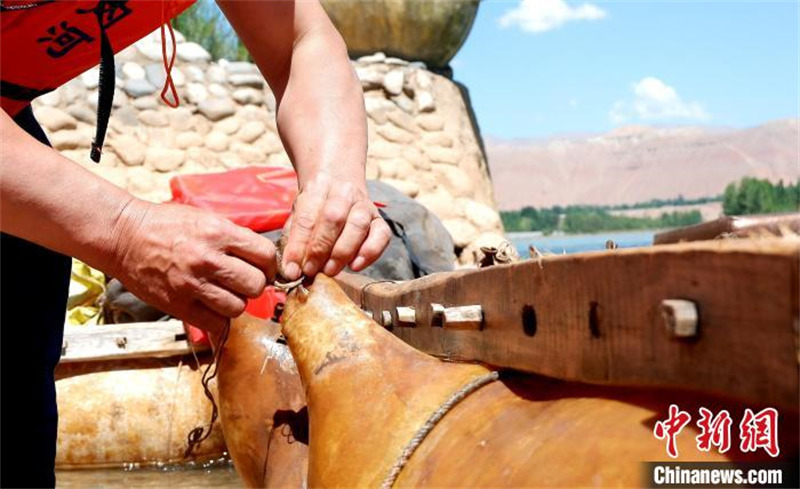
108,199 -> 277,333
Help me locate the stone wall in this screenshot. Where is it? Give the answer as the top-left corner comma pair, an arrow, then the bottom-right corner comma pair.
31,30 -> 503,263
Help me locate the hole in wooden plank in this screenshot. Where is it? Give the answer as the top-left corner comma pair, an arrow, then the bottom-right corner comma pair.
522,305 -> 537,337
174,333 -> 188,342
589,301 -> 601,338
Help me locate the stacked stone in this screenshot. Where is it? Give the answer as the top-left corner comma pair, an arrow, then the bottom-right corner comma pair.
31,30 -> 504,264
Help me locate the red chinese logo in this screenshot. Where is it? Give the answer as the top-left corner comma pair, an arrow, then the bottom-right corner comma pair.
739,407 -> 780,457
654,405 -> 780,458
695,407 -> 732,453
654,404 -> 692,458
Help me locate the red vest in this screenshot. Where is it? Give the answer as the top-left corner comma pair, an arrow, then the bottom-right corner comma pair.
0,0 -> 194,116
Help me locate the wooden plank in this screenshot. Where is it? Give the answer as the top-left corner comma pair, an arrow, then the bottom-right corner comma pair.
60,320 -> 208,363
335,237 -> 800,409
654,213 -> 799,244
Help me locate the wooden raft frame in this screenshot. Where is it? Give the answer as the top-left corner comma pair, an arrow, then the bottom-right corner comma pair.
60,320 -> 209,363
335,237 -> 800,409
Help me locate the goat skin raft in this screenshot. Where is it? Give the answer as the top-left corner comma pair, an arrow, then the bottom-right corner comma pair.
219,275 -> 798,488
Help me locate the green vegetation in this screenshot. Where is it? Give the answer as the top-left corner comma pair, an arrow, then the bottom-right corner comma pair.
722,177 -> 800,215
501,206 -> 702,234
173,0 -> 250,61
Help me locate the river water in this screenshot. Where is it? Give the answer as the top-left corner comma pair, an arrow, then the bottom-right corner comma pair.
508,230 -> 656,256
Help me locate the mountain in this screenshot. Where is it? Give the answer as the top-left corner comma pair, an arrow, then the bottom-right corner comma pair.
486,119 -> 799,210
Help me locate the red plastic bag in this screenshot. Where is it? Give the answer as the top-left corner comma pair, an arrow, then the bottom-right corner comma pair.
170,166 -> 298,233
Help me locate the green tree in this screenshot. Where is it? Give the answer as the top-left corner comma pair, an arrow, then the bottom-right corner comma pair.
172,0 -> 251,61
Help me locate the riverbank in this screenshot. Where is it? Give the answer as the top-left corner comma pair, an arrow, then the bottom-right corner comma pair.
508,230 -> 656,256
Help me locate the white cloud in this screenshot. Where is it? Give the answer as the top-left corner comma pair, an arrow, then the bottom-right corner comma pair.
499,0 -> 607,34
609,77 -> 709,124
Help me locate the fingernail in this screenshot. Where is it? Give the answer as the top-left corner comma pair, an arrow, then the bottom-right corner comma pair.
284,262 -> 300,280
351,255 -> 366,271
323,259 -> 338,276
302,259 -> 318,276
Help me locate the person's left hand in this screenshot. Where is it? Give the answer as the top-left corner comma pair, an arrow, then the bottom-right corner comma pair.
280,175 -> 391,280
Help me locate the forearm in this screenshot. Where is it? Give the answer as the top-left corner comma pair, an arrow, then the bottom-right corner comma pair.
218,0 -> 367,187
0,110 -> 134,276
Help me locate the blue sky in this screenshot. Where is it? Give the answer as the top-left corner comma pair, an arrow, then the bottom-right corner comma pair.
452,0 -> 799,139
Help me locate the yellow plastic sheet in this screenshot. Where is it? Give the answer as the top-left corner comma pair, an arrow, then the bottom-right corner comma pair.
66,259 -> 106,326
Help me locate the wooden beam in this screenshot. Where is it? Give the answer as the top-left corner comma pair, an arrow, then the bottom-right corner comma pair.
60,320 -> 209,363
654,213 -> 799,244
336,237 -> 800,409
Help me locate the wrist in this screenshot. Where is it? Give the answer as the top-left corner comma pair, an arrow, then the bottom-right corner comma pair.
98,196 -> 151,279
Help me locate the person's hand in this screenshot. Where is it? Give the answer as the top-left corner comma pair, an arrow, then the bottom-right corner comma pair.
280,176 -> 391,280
109,200 -> 277,333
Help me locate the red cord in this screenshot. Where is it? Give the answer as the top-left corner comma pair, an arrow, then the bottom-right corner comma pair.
160,0 -> 180,108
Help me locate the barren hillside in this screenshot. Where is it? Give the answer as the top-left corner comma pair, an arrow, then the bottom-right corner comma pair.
487,119 -> 799,210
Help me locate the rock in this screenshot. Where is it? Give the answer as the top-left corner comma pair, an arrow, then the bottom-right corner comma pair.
387,111 -> 418,134
409,61 -> 428,70
171,68 -> 186,87
366,161 -> 379,180
51,130 -> 90,150
166,107 -> 192,131
364,97 -> 395,124
385,57 -> 409,66
217,117 -> 241,135
122,62 -> 145,80
228,74 -> 264,88
459,199 -> 502,230
356,66 -> 384,91
442,218 -> 478,249
377,125 -> 413,144
220,152 -> 244,169
184,65 -> 206,83
138,109 -> 169,127
144,63 -> 167,88
80,68 -> 100,89
112,87 -> 129,108
135,41 -> 164,62
225,61 -> 259,75
254,132 -> 284,154
391,93 -> 415,113
414,70 -> 434,90
132,97 -> 159,110
198,98 -> 236,121
126,167 -> 156,195
357,52 -> 386,64
423,132 -> 454,148
208,83 -> 228,98
231,88 -> 264,105
377,158 -> 414,179
268,151 -> 292,168
382,70 -> 404,95
176,42 -> 211,63
416,90 -> 435,113
110,134 -> 146,166
66,105 -> 95,124
368,140 -> 402,159
230,142 -> 265,164
146,148 -> 185,172
187,147 -> 221,169
417,114 -> 445,132
205,131 -> 230,152
38,91 -> 61,107
264,91 -> 277,112
237,121 -> 266,143
36,107 -> 77,131
186,83 -> 209,104
402,146 -> 431,171
380,178 -> 419,198
123,78 -> 157,98
175,132 -> 204,149
207,65 -> 227,84
111,105 -> 139,128
434,164 -> 473,197
426,146 -> 462,165
416,188 -> 462,220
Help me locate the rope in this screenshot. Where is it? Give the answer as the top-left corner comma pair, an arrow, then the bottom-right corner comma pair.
183,318 -> 231,458
159,0 -> 180,108
379,371 -> 500,489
